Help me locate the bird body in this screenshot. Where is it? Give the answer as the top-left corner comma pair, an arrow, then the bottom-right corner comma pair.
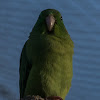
19,9 -> 74,100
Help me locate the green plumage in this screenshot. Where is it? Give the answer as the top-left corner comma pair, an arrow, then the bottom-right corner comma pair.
19,9 -> 74,100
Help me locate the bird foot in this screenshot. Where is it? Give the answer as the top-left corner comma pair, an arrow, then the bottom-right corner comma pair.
47,96 -> 63,100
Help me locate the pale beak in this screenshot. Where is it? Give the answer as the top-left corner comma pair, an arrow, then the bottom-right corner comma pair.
46,15 -> 55,31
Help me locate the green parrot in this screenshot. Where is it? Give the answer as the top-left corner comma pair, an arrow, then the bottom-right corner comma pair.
19,9 -> 74,100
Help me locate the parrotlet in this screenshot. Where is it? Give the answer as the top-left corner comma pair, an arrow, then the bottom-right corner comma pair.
19,9 -> 74,100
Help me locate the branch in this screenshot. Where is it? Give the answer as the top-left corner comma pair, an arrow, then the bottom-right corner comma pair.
20,95 -> 46,100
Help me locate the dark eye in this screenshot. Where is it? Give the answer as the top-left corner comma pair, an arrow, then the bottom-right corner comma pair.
60,16 -> 63,20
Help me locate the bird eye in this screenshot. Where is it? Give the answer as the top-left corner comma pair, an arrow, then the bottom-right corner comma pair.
60,16 -> 63,20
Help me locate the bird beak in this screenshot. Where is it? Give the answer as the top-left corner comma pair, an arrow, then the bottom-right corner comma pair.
46,15 -> 55,31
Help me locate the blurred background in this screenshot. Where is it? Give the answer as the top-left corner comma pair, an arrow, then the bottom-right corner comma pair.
0,0 -> 100,100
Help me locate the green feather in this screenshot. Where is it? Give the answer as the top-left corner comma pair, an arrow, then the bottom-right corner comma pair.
19,9 -> 74,100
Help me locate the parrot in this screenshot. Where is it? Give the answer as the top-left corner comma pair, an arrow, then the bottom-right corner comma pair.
19,9 -> 74,100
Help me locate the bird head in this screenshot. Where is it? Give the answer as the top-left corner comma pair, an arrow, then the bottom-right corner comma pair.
31,9 -> 69,39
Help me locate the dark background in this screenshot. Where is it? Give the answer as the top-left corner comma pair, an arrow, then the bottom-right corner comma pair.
0,0 -> 100,100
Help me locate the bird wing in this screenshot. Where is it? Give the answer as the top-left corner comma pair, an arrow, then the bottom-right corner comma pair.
19,41 -> 32,98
